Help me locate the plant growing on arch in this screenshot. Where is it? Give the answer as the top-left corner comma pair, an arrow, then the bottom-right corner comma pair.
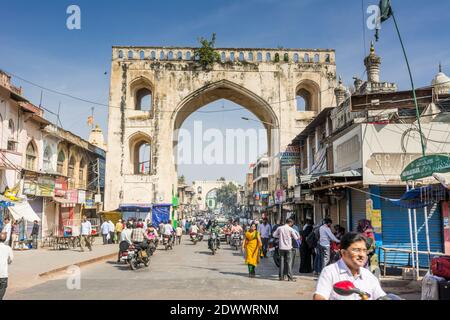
194,33 -> 221,68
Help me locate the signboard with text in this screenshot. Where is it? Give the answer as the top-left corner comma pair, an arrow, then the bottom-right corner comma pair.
280,146 -> 302,187
401,154 -> 450,181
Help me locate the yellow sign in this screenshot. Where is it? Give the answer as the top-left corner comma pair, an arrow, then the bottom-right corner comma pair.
371,209 -> 382,233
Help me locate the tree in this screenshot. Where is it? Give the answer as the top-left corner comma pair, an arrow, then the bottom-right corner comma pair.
178,175 -> 186,185
193,33 -> 220,68
217,177 -> 226,181
216,182 -> 238,211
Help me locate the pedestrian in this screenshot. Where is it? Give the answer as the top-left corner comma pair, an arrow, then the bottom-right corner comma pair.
108,220 -> 115,244
30,220 -> 39,249
181,218 -> 186,234
357,219 -> 378,273
115,219 -> 123,245
0,232 -> 13,300
299,219 -> 314,273
1,218 -> 11,247
80,216 -> 92,252
257,217 -> 271,258
313,232 -> 386,300
243,222 -> 262,278
176,225 -> 183,245
319,218 -> 340,271
272,218 -> 299,281
11,221 -> 19,249
100,220 -> 109,245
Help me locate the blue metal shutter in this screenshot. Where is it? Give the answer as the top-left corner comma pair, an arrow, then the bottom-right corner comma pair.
380,186 -> 443,268
351,189 -> 368,232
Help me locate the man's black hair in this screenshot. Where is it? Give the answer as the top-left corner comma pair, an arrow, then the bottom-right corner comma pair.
324,218 -> 332,225
286,218 -> 294,224
340,232 -> 367,250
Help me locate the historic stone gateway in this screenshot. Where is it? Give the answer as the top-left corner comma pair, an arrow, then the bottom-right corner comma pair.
105,46 -> 337,210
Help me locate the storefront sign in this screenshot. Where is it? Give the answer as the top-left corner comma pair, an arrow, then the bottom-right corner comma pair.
401,154 -> 450,181
294,186 -> 301,199
334,130 -> 361,172
66,189 -> 78,203
54,177 -> 68,197
287,166 -> 298,188
280,146 -> 302,186
23,175 -> 55,197
78,190 -> 86,204
275,189 -> 284,204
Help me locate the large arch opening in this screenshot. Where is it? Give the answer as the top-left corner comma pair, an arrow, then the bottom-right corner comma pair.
171,80 -> 278,199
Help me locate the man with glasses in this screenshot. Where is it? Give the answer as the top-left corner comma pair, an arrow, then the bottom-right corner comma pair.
313,232 -> 386,300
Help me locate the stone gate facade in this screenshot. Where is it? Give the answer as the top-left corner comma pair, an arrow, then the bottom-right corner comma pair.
105,46 -> 337,210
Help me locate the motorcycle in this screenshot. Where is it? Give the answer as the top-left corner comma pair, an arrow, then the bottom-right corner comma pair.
230,232 -> 242,251
120,241 -> 151,270
163,233 -> 174,250
208,232 -> 220,255
269,237 -> 281,268
333,281 -> 403,300
190,232 -> 203,245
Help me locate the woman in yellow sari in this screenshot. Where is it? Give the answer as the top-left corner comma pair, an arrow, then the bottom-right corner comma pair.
243,222 -> 262,278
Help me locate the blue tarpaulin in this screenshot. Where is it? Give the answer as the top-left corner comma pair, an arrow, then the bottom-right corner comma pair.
152,204 -> 172,226
387,185 -> 448,209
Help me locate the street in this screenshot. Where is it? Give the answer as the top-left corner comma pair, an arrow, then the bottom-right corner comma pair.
7,236 -> 317,300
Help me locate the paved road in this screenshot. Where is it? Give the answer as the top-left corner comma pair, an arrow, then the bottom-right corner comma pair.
8,236 -> 317,300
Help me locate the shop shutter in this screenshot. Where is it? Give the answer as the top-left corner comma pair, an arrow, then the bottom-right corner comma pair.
351,189 -> 368,232
380,186 -> 443,268
27,199 -> 43,237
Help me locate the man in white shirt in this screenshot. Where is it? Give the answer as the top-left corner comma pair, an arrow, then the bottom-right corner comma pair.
257,218 -> 272,258
164,220 -> 174,236
80,216 -> 92,252
272,218 -> 300,281
314,232 -> 386,300
1,218 -> 11,247
101,220 -> 110,244
0,232 -> 13,300
190,223 -> 199,235
108,220 -> 115,244
319,218 -> 340,271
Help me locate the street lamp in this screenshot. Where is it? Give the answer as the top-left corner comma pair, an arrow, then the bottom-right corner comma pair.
241,116 -> 282,224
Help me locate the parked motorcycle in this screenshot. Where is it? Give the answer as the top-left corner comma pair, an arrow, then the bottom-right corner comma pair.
208,232 -> 220,255
333,281 -> 403,300
230,232 -> 242,250
120,241 -> 151,270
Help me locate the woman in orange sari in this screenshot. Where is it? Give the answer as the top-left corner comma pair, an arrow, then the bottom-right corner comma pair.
243,222 -> 262,278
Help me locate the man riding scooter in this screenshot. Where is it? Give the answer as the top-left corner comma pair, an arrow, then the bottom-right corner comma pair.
208,220 -> 221,250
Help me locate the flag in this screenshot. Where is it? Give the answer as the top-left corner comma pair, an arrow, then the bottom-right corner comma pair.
375,0 -> 393,41
141,162 -> 145,173
87,115 -> 94,126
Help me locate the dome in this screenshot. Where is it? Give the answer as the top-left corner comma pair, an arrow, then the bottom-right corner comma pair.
432,64 -> 450,94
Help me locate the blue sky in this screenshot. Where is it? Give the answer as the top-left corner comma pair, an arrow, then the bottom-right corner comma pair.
1,0 -> 449,183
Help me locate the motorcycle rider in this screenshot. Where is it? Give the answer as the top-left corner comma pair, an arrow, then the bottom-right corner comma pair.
208,220 -> 221,249
130,222 -> 150,256
163,220 -> 175,245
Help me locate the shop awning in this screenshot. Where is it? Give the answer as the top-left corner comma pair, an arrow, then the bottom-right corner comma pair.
388,185 -> 448,209
52,197 -> 77,207
8,201 -> 41,222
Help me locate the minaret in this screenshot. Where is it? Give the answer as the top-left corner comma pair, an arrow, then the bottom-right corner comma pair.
89,124 -> 106,150
432,63 -> 450,95
334,76 -> 348,106
364,41 -> 381,83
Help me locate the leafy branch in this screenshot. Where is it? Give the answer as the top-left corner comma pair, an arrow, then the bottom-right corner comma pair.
193,33 -> 221,68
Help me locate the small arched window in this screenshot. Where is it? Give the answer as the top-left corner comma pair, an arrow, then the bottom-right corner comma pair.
8,119 -> 14,137
248,52 -> 254,61
140,50 -> 145,60
79,159 -> 86,186
230,52 -> 235,61
293,53 -> 299,63
304,53 -> 310,62
135,88 -> 152,111
284,53 -> 289,62
128,50 -> 133,59
221,52 -> 226,62
133,142 -> 151,174
314,54 -> 320,63
57,151 -> 65,174
118,50 -> 123,59
68,156 -> 75,178
25,142 -> 37,171
239,52 -> 244,61
186,51 -> 191,60
177,51 -> 183,60
325,54 -> 331,63
266,52 -> 271,61
150,51 -> 156,60
168,51 -> 174,60
160,51 -> 165,60
43,146 -> 52,171
257,52 -> 262,62
197,186 -> 202,194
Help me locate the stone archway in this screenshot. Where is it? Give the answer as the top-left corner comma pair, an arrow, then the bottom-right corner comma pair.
105,46 -> 337,210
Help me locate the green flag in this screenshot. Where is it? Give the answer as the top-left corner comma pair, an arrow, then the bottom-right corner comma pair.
375,0 -> 393,41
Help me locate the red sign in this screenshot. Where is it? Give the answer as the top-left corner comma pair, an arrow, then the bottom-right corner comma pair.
65,189 -> 78,203
54,177 -> 68,197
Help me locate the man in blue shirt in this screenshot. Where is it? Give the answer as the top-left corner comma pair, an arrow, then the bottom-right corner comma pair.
257,217 -> 272,258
